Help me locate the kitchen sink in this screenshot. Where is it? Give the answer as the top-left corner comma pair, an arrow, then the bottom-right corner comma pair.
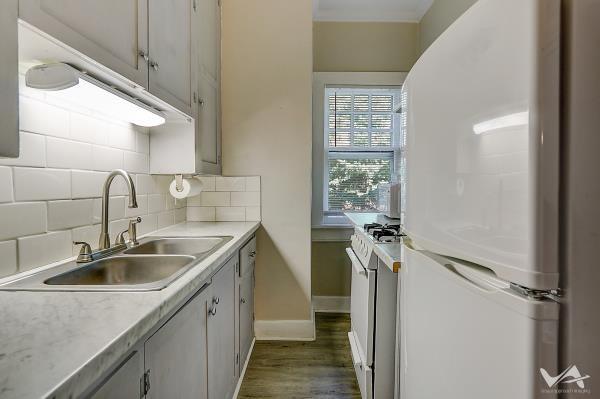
44,255 -> 195,287
124,236 -> 233,256
0,236 -> 234,292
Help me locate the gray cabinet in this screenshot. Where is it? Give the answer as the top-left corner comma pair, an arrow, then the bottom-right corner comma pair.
208,256 -> 238,399
19,0 -> 149,88
148,0 -> 196,116
90,351 -> 144,399
0,0 -> 19,158
144,287 -> 209,399
238,237 -> 256,371
195,0 -> 222,174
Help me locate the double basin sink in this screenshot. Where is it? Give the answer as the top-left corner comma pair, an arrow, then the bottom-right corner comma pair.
0,236 -> 233,292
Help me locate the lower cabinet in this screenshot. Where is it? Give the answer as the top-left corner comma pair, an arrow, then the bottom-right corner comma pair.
144,287 -> 209,399
207,255 -> 238,399
88,238 -> 256,399
90,351 -> 144,399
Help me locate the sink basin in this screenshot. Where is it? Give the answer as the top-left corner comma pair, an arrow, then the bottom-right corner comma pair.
124,236 -> 233,256
44,255 -> 195,287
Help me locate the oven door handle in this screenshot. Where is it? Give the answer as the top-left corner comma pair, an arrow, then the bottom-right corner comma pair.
346,248 -> 366,276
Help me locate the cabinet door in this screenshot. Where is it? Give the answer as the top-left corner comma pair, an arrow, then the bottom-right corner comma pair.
148,0 -> 195,116
145,288 -> 209,399
239,268 -> 254,370
19,0 -> 148,88
208,257 -> 237,399
90,351 -> 144,399
195,0 -> 221,174
0,0 -> 18,158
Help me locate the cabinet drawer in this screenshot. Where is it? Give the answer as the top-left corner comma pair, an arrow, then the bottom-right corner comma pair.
239,236 -> 256,277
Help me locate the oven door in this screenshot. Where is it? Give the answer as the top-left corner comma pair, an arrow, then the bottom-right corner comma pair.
347,247 -> 376,367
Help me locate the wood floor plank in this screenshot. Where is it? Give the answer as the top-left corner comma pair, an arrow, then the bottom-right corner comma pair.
238,313 -> 361,399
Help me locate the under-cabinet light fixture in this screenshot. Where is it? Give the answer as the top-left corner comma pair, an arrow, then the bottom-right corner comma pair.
25,63 -> 166,127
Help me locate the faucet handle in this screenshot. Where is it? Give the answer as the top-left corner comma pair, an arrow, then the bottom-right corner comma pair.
74,241 -> 93,263
128,217 -> 142,246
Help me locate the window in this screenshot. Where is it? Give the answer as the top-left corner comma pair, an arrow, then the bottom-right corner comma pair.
324,87 -> 401,214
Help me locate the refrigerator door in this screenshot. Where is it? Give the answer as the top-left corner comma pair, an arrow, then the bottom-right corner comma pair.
402,0 -> 560,289
400,246 -> 559,399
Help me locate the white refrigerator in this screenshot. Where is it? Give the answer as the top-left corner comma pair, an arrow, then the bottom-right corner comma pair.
399,0 -> 598,398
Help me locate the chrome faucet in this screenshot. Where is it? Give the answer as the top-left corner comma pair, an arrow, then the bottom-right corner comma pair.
99,169 -> 138,250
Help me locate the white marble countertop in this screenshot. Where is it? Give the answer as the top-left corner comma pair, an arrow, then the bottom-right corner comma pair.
0,221 -> 260,399
344,212 -> 400,228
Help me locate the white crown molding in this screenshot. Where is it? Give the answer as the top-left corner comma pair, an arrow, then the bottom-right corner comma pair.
313,0 -> 435,23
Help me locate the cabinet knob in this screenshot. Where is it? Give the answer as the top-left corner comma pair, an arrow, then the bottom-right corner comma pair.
209,306 -> 217,316
249,251 -> 256,258
213,296 -> 220,305
150,60 -> 159,71
198,98 -> 205,106
138,50 -> 149,62
241,298 -> 246,304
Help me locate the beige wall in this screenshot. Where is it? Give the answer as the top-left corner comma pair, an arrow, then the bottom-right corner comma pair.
313,22 -> 419,72
312,241 -> 352,297
419,0 -> 478,54
221,0 -> 313,322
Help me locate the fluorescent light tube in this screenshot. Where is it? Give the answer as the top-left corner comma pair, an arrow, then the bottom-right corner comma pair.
25,63 -> 166,127
473,111 -> 528,135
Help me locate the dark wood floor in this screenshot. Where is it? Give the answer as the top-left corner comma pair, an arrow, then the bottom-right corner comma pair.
238,313 -> 361,398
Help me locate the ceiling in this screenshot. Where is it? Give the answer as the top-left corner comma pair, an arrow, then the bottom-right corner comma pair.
313,0 -> 434,22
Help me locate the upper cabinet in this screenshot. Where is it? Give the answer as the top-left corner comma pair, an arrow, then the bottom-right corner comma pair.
19,0 -> 149,88
195,0 -> 222,174
0,0 -> 19,158
148,0 -> 195,117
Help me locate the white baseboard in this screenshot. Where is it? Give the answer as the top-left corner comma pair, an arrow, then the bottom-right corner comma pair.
254,312 -> 316,341
232,338 -> 255,399
312,296 -> 350,313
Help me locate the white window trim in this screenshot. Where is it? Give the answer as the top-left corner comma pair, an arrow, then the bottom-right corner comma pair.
312,72 -> 407,230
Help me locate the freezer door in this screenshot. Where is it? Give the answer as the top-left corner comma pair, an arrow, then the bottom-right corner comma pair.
402,0 -> 560,289
400,246 -> 559,399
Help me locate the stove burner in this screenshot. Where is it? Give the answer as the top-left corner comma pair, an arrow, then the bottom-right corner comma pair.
364,223 -> 383,233
372,228 -> 400,241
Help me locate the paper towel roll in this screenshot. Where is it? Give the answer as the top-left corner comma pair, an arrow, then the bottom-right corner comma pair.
169,178 -> 203,199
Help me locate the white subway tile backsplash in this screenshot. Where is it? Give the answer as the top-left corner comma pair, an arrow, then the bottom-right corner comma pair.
174,208 -> 186,224
108,124 -> 137,151
197,176 -> 216,191
0,202 -> 47,240
18,231 -> 72,271
124,152 -> 149,174
72,170 -> 108,198
136,131 -> 150,154
187,206 -> 216,222
216,177 -> 245,192
0,167 -> 14,203
19,97 -> 69,138
0,132 -> 46,167
46,137 -> 93,170
200,192 -> 230,206
138,213 -> 158,236
157,211 -> 175,230
137,174 -> 159,195
216,207 -> 245,222
231,191 -> 260,207
245,176 -> 261,192
246,207 -> 261,222
92,145 -> 123,171
92,196 -> 126,223
70,112 -> 108,145
13,168 -> 71,201
47,199 -> 94,230
148,194 -> 166,213
0,241 -> 18,278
